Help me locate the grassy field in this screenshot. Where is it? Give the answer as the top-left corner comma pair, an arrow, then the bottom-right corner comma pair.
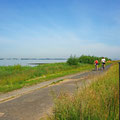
0,63 -> 94,93
50,62 -> 119,120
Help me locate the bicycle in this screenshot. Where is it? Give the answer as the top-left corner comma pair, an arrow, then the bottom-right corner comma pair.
94,60 -> 98,71
95,64 -> 98,71
102,63 -> 105,70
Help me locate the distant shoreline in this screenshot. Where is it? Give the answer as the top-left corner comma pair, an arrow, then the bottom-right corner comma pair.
0,59 -> 67,66
0,58 -> 67,60
28,63 -> 48,65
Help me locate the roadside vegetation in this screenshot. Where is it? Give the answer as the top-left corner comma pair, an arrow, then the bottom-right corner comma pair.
50,62 -> 119,120
0,63 -> 94,93
0,55 -> 111,93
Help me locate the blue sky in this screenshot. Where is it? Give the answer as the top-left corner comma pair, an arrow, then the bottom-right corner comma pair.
0,0 -> 120,59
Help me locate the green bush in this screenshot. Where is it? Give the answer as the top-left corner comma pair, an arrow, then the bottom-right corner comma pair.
79,55 -> 111,64
67,55 -> 79,65
67,55 -> 111,65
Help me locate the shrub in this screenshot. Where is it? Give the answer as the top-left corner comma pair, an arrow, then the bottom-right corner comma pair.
79,55 -> 110,64
67,55 -> 79,65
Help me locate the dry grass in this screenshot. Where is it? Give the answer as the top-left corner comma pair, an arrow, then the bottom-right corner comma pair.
49,63 -> 119,120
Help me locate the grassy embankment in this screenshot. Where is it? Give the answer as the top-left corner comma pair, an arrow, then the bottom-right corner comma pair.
0,63 -> 94,93
50,62 -> 119,120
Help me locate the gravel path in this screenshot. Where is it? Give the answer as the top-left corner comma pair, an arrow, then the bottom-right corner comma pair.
0,65 -> 111,120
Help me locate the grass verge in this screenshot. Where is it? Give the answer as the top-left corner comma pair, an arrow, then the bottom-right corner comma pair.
50,62 -> 119,120
0,63 -> 94,93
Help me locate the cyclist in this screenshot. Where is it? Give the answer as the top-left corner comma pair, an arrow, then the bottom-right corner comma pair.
94,59 -> 98,71
101,57 -> 106,70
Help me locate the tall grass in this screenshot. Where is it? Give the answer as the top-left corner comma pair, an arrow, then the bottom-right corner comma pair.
51,63 -> 119,120
0,63 -> 94,93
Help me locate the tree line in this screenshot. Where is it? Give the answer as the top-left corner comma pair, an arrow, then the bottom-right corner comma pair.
67,55 -> 111,65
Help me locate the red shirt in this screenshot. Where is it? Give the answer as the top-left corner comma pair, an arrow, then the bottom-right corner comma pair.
95,60 -> 98,64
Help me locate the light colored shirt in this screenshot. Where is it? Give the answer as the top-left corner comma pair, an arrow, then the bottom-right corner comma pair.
101,59 -> 105,63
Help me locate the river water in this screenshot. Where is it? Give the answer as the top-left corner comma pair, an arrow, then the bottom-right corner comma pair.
0,59 -> 67,66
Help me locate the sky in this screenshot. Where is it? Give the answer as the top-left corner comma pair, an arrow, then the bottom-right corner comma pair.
0,0 -> 120,59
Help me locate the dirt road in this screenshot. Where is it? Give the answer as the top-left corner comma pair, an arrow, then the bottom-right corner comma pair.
0,65 -> 111,120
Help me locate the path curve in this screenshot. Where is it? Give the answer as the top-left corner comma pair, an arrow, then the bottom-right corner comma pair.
0,65 -> 111,120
